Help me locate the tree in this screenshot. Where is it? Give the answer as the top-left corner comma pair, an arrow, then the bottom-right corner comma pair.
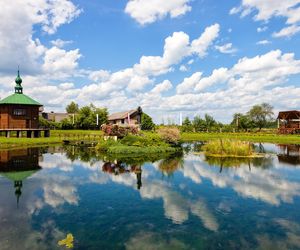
75,104 -> 108,129
61,117 -> 74,129
141,113 -> 155,130
193,116 -> 206,132
231,113 -> 253,131
66,101 -> 79,114
247,103 -> 274,130
204,114 -> 216,130
181,117 -> 193,132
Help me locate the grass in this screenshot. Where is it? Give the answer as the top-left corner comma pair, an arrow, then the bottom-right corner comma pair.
2,129 -> 300,150
181,132 -> 300,144
0,130 -> 103,150
202,139 -> 256,157
96,134 -> 181,156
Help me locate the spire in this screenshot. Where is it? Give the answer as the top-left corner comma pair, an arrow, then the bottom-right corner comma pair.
15,67 -> 23,94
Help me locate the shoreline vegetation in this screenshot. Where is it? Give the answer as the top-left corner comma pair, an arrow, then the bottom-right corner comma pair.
201,139 -> 263,158
96,131 -> 182,156
1,129 -> 300,150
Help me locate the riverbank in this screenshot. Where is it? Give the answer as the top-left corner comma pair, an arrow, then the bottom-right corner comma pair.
0,130 -> 102,150
181,132 -> 300,144
1,130 -> 300,150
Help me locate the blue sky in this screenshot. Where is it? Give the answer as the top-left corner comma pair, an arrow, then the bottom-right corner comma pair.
0,0 -> 300,123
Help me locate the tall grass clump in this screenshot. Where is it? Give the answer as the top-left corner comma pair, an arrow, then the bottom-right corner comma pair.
203,139 -> 254,157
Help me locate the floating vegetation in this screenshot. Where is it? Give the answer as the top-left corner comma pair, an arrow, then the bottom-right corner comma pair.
58,233 -> 74,249
202,139 -> 262,157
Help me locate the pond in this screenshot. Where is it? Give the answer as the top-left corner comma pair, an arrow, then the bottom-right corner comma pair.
1,143 -> 300,249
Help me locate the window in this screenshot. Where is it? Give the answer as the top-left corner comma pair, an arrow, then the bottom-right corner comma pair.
13,109 -> 26,116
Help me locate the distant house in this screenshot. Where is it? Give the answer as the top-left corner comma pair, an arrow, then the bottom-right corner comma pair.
108,107 -> 142,125
41,112 -> 71,123
277,110 -> 300,134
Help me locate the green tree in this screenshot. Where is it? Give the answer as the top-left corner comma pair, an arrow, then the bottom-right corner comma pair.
193,116 -> 206,132
75,104 -> 108,129
141,113 -> 155,130
231,113 -> 253,131
247,103 -> 274,130
66,101 -> 79,114
181,117 -> 193,132
61,117 -> 74,129
204,114 -> 216,131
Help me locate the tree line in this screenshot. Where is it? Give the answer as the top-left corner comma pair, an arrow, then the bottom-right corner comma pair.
39,101 -> 156,130
181,103 -> 275,132
39,102 -> 275,131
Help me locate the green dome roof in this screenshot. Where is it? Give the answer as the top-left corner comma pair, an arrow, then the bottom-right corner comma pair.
0,170 -> 39,181
0,70 -> 42,106
0,93 -> 42,106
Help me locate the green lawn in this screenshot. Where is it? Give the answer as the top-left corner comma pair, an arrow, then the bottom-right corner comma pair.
1,130 -> 300,150
0,130 -> 103,150
181,132 -> 300,144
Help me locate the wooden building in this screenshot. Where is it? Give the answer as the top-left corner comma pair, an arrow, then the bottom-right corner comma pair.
0,148 -> 41,205
277,110 -> 300,134
41,112 -> 71,123
0,71 -> 49,137
108,107 -> 142,125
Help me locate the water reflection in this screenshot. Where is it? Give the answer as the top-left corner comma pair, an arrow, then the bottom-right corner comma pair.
277,144 -> 300,165
0,148 -> 41,207
1,144 -> 300,249
102,161 -> 143,190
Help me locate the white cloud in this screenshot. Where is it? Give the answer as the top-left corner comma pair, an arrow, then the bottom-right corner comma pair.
179,65 -> 188,72
134,24 -> 219,76
51,39 -> 73,48
150,80 -> 172,94
215,43 -> 237,54
176,72 -> 202,94
59,82 -> 74,90
187,59 -> 194,65
273,25 -> 300,38
231,0 -> 300,37
257,26 -> 268,33
88,70 -> 110,82
191,23 -> 220,57
256,40 -> 271,45
195,67 -> 229,91
42,46 -> 81,76
0,0 -> 81,74
125,0 -> 191,25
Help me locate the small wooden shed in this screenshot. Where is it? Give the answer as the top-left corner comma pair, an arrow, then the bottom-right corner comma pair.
0,71 -> 49,137
277,110 -> 300,134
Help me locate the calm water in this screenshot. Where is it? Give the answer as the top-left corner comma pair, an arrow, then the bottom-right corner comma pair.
1,143 -> 300,250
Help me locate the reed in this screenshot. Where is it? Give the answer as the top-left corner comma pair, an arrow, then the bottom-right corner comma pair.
203,139 -> 254,157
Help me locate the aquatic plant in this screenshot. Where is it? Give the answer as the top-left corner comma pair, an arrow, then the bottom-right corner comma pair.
203,139 -> 254,157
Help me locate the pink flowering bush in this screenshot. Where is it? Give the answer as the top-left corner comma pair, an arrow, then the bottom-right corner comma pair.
101,124 -> 139,137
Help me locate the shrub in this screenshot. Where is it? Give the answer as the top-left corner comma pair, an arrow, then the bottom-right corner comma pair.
157,127 -> 181,145
101,124 -> 139,137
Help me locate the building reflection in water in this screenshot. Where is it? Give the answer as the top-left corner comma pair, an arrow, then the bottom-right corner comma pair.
102,161 -> 142,190
277,144 -> 300,165
0,148 -> 41,206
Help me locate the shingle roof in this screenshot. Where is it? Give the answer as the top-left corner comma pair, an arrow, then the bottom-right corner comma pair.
0,93 -> 42,106
108,109 -> 136,120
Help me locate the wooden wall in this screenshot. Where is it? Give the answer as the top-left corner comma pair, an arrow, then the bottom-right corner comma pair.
0,105 -> 39,129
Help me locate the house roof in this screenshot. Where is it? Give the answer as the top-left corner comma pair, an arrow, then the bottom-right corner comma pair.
0,93 -> 42,106
108,109 -> 137,120
277,110 -> 300,120
0,170 -> 39,181
0,70 -> 42,106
